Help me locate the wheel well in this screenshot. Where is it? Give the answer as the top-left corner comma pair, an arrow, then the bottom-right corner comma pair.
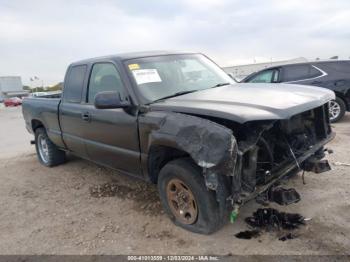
148,145 -> 190,184
31,119 -> 44,132
334,93 -> 349,110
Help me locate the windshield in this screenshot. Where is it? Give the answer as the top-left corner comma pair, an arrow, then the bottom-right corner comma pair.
124,54 -> 235,103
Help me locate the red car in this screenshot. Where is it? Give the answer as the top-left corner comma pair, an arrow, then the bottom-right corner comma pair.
4,97 -> 22,107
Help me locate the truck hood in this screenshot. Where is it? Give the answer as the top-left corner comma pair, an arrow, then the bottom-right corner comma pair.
149,83 -> 335,123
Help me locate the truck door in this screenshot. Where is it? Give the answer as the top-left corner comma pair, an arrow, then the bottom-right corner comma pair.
81,62 -> 141,176
59,64 -> 89,159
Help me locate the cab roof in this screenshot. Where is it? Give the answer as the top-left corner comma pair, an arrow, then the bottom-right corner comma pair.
70,50 -> 197,66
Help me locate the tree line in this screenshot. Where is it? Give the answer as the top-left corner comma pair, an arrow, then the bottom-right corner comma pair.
23,82 -> 63,93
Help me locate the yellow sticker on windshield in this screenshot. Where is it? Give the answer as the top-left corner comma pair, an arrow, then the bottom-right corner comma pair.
128,64 -> 140,70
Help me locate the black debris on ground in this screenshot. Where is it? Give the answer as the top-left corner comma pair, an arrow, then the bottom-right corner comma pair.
235,230 -> 260,239
235,208 -> 306,241
245,208 -> 305,230
279,232 -> 296,241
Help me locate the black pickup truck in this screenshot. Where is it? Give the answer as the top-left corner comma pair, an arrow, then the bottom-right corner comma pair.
22,51 -> 335,234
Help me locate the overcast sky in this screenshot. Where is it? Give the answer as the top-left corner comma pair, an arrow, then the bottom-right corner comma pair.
1,0 -> 350,86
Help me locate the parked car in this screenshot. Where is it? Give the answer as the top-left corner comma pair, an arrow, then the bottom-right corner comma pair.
30,91 -> 62,98
22,51 -> 334,234
4,97 -> 22,107
241,60 -> 350,122
31,92 -> 49,97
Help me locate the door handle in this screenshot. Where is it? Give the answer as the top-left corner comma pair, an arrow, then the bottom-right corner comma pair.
81,112 -> 91,122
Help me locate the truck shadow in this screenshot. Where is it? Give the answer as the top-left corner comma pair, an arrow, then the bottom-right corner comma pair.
89,181 -> 162,216
67,154 -> 163,216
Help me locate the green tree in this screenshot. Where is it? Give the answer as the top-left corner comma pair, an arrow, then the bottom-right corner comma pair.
47,82 -> 63,91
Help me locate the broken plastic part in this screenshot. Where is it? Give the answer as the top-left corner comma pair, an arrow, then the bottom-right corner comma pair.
268,187 -> 301,205
235,230 -> 260,239
150,113 -> 237,171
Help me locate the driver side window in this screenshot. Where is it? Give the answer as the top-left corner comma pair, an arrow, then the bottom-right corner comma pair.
249,69 -> 278,83
87,63 -> 126,103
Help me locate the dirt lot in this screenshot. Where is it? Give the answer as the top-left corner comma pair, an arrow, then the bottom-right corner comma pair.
0,106 -> 349,255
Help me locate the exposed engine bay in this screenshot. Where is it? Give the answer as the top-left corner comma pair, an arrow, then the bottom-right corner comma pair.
146,103 -> 334,213
233,103 -> 333,203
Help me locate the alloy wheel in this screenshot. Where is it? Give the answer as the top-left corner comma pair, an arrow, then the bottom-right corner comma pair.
329,100 -> 341,121
38,134 -> 49,163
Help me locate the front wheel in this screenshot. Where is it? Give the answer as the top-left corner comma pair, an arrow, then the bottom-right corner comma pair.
158,158 -> 225,234
35,127 -> 66,167
329,97 -> 346,123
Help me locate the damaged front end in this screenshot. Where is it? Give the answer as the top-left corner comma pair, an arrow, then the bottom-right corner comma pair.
236,104 -> 334,205
145,103 -> 334,219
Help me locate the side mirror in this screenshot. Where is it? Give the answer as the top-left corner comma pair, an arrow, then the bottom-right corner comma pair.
94,91 -> 130,109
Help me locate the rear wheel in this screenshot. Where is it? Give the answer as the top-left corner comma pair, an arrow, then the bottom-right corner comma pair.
329,97 -> 346,123
35,128 -> 66,167
158,158 -> 225,234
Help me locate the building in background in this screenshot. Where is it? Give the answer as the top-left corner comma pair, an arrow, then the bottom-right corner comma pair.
0,76 -> 29,100
222,57 -> 308,81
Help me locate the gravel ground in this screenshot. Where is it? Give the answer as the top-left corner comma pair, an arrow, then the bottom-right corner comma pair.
0,107 -> 349,255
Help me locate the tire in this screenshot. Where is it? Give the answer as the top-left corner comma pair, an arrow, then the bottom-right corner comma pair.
35,127 -> 66,167
329,97 -> 346,123
158,158 -> 225,234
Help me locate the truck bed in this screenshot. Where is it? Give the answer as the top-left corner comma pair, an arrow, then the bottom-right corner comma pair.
22,97 -> 64,148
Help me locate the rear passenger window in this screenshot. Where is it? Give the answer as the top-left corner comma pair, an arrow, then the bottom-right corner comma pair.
87,63 -> 126,103
283,64 -> 321,82
283,65 -> 309,82
64,65 -> 87,103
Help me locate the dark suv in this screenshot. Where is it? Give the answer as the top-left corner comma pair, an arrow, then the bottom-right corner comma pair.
242,60 -> 350,122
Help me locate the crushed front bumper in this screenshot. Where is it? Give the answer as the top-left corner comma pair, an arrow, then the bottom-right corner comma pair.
238,131 -> 335,204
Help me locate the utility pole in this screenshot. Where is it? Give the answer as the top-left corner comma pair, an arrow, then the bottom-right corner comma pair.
30,76 -> 42,94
